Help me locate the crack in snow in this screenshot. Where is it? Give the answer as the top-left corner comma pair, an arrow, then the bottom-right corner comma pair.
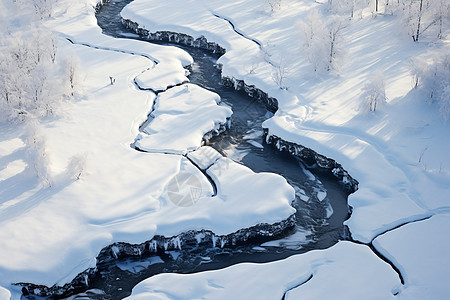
281,274 -> 313,300
210,11 -> 278,68
65,37 -> 223,207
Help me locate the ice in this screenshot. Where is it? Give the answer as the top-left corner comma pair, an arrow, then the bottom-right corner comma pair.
316,190 -> 327,202
242,129 -> 263,140
261,229 -> 312,250
246,140 -> 264,149
135,84 -> 232,155
325,203 -> 334,218
116,257 -> 164,273
1,0 -> 449,296
167,251 -> 181,260
124,242 -> 400,300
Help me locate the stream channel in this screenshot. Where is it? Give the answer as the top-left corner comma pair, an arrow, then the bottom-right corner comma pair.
20,0 -> 352,299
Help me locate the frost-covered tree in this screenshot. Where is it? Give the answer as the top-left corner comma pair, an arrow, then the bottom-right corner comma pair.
391,0 -> 449,41
266,0 -> 282,13
300,11 -> 346,72
328,0 -> 369,18
413,54 -> 450,120
62,56 -> 83,98
0,29 -> 64,121
360,72 -> 387,112
300,10 -> 329,72
24,119 -> 52,186
1,0 -> 86,188
33,0 -> 57,19
327,18 -> 346,71
66,154 -> 87,180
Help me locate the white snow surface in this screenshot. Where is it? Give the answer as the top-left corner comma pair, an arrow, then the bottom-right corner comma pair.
134,62 -> 189,92
135,84 -> 232,154
120,0 -> 450,297
187,146 -> 222,170
207,156 -> 296,226
122,0 -> 450,236
0,0 -> 291,295
124,241 -> 400,300
373,214 -> 450,299
1,0 -> 449,298
0,287 -> 10,300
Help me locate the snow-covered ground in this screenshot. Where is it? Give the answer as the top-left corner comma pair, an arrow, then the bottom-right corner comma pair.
123,241 -> 400,300
0,0 -> 292,296
1,0 -> 449,298
121,0 -> 450,298
135,84 -> 232,154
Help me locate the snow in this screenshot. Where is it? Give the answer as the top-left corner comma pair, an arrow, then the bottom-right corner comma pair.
0,287 -> 10,300
1,0 -> 449,298
134,62 -> 189,92
373,214 -> 450,299
135,83 -> 232,155
0,0 -> 292,294
120,0 -> 450,297
124,241 -> 400,300
206,155 -> 296,225
187,146 -> 222,170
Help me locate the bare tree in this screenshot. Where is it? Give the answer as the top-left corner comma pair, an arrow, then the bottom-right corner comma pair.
272,61 -> 289,90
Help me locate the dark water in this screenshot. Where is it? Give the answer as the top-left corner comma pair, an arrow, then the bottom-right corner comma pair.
60,0 -> 351,298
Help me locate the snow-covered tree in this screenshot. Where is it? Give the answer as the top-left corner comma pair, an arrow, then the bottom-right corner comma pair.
62,56 -> 83,98
24,119 -> 52,186
266,0 -> 282,13
327,17 -> 346,71
33,0 -> 57,19
66,154 -> 87,180
0,29 -> 65,121
328,0 -> 369,18
393,0 -> 449,41
414,54 -> 450,120
300,10 -> 329,72
360,71 -> 387,112
300,11 -> 346,72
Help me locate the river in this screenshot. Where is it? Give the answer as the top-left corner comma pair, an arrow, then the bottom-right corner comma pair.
19,1 -> 352,298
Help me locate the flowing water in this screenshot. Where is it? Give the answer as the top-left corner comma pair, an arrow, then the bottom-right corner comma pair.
24,1 -> 352,298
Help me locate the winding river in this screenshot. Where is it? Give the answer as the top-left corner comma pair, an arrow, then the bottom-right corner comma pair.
20,0 -> 352,298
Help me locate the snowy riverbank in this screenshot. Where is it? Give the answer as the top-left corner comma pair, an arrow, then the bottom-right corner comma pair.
0,0 -> 449,298
121,0 -> 450,298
